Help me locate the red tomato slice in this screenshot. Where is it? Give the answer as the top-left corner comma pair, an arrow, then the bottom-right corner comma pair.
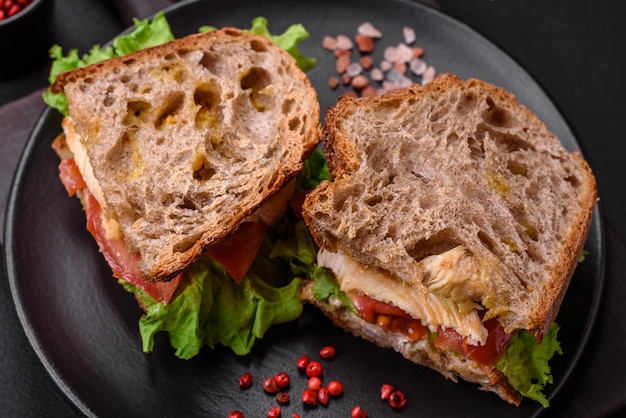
205,220 -> 269,284
351,292 -> 429,341
435,316 -> 512,366
83,188 -> 180,304
58,158 -> 86,196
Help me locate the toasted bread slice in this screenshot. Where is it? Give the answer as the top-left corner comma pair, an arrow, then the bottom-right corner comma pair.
301,74 -> 596,404
51,27 -> 321,281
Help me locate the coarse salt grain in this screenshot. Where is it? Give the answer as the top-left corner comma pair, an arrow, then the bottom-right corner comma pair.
409,58 -> 427,76
357,21 -> 383,38
395,43 -> 414,63
322,36 -> 336,50
370,68 -> 384,81
335,34 -> 354,50
380,60 -> 393,72
346,62 -> 364,77
403,27 -> 416,44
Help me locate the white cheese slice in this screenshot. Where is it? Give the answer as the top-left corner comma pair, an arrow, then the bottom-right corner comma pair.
318,246 -> 488,345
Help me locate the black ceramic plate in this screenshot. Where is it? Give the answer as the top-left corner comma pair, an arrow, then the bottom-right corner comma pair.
4,0 -> 604,416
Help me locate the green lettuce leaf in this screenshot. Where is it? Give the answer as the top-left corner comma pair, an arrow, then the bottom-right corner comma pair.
122,257 -> 304,358
310,266 -> 358,316
497,322 -> 563,407
199,16 -> 316,72
296,148 -> 330,192
43,12 -> 174,115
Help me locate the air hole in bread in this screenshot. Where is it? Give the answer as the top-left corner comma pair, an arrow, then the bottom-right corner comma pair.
483,97 -> 512,128
199,52 -> 225,75
506,159 -> 528,177
477,230 -> 496,253
194,81 -> 222,129
154,91 -> 185,129
565,175 -> 581,188
192,154 -> 216,181
406,228 -> 461,262
289,117 -> 301,131
510,207 -> 539,242
495,134 -> 534,153
249,39 -> 268,52
103,95 -> 116,107
120,74 -> 130,83
283,98 -> 295,114
446,132 -> 459,148
123,58 -> 136,66
123,101 -> 152,126
429,104 -> 451,122
206,133 -> 235,160
364,195 -> 382,207
467,136 -> 485,160
240,67 -> 273,112
164,53 -> 175,61
456,92 -> 477,116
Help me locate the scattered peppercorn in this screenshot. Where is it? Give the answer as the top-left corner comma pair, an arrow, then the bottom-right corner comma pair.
305,361 -> 323,378
274,372 -> 290,389
267,406 -> 281,418
388,389 -> 407,409
276,392 -> 291,405
301,389 -> 318,407
380,383 -> 394,400
319,345 -> 336,359
317,387 -> 330,405
351,405 -> 368,418
263,377 -> 280,394
228,411 -> 244,418
296,354 -> 310,371
327,380 -> 343,397
0,0 -> 32,21
307,376 -> 322,392
239,372 -> 253,390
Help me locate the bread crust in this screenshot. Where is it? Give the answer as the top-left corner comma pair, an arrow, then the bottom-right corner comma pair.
303,73 -> 596,338
52,28 -> 321,281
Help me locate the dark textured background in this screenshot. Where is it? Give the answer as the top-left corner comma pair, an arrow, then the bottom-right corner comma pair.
1,0 -> 624,416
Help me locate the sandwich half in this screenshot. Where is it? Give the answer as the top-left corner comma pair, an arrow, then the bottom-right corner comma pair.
49,21 -> 322,356
301,74 -> 596,406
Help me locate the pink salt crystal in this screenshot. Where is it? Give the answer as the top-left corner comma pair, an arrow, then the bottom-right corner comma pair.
328,76 -> 340,89
361,85 -> 378,97
409,57 -> 427,75
352,75 -> 370,90
395,43 -> 414,63
393,60 -> 407,75
322,36 -> 336,50
380,60 -> 392,72
346,62 -> 363,77
370,68 -> 384,81
357,22 -> 383,38
336,54 -> 351,73
383,46 -> 399,63
355,34 -> 375,53
412,46 -> 424,58
403,27 -> 416,45
359,55 -> 374,70
335,34 -> 353,50
422,65 -> 436,84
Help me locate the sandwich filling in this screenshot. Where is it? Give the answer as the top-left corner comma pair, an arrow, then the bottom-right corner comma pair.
318,246 -> 489,345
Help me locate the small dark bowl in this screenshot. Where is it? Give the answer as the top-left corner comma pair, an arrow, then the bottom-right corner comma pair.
0,0 -> 53,80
